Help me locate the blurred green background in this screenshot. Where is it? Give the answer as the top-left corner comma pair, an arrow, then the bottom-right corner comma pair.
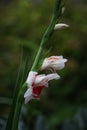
0,0 -> 87,130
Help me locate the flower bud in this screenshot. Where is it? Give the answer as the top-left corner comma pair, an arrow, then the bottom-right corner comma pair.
54,23 -> 69,30
41,56 -> 68,71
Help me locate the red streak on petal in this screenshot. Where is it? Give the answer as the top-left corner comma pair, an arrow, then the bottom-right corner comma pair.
33,86 -> 45,98
48,57 -> 59,60
32,82 -> 34,87
32,74 -> 38,87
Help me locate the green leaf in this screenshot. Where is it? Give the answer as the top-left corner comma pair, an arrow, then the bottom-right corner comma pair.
5,47 -> 23,130
5,46 -> 30,130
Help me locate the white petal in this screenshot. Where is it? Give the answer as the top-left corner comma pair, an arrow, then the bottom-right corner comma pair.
41,58 -> 50,70
35,75 -> 48,87
51,59 -> 67,70
46,73 -> 60,81
24,88 -> 33,104
25,95 -> 33,104
24,88 -> 32,98
53,62 -> 65,70
35,74 -> 46,84
26,71 -> 37,86
54,23 -> 69,30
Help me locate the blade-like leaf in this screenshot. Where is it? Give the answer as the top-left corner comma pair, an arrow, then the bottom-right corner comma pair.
5,47 -> 23,130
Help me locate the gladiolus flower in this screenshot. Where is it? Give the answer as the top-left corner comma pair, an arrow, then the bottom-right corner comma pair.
41,56 -> 67,71
54,23 -> 69,30
24,71 -> 60,103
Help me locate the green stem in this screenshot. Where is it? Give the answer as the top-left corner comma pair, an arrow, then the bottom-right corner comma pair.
31,0 -> 62,71
12,100 -> 23,130
12,83 -> 27,130
31,15 -> 56,71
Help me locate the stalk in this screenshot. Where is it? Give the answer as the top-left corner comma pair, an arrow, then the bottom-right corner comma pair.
5,1 -> 63,130
12,83 -> 27,130
31,15 -> 56,71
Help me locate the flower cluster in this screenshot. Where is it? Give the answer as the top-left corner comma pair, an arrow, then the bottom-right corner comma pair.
24,55 -> 67,103
24,21 -> 69,103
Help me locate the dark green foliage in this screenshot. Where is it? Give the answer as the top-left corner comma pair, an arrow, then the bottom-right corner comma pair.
34,115 -> 49,130
62,108 -> 87,130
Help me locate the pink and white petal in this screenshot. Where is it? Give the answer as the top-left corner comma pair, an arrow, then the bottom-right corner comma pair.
46,73 -> 60,81
57,63 -> 65,70
35,74 -> 51,87
52,58 -> 67,65
48,56 -> 63,61
26,71 -> 37,86
24,88 -> 32,98
35,74 -> 46,85
50,56 -> 67,61
51,60 -> 65,70
37,78 -> 48,86
41,58 -> 50,69
25,95 -> 33,104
